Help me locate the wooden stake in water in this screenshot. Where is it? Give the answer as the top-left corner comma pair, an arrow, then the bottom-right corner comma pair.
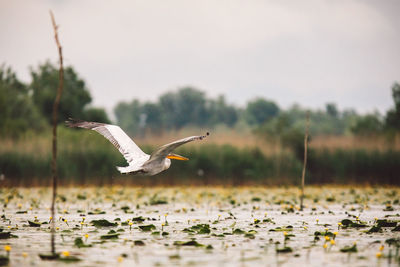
50,10 -> 64,255
300,112 -> 310,211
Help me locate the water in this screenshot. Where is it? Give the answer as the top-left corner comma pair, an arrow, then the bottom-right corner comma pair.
0,186 -> 399,266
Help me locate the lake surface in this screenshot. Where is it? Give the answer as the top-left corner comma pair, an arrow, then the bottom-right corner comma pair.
0,186 -> 399,266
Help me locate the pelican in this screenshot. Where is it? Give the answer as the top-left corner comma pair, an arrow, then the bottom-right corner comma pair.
65,119 -> 209,175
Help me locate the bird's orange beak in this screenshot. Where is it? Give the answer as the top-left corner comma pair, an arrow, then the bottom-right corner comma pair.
167,153 -> 189,161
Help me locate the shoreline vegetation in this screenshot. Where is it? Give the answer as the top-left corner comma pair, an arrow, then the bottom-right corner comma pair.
2,62 -> 400,186
1,127 -> 399,187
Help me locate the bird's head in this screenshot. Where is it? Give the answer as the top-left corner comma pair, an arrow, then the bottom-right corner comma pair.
163,153 -> 189,171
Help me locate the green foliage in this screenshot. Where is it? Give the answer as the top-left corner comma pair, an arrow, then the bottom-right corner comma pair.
114,100 -> 142,134
159,87 -> 209,129
340,244 -> 357,253
255,112 -> 305,159
351,113 -> 383,136
385,82 -> 400,130
30,61 -> 92,123
74,237 -> 92,248
0,62 -> 110,137
91,219 -> 117,227
139,224 -> 156,232
115,88 -> 238,134
307,148 -> 400,184
1,126 -> 400,185
245,98 -> 280,125
83,107 -> 110,124
208,95 -> 238,127
0,65 -> 46,137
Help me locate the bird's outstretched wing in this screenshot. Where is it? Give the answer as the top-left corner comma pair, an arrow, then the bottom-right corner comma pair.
148,132 -> 210,163
65,119 -> 148,164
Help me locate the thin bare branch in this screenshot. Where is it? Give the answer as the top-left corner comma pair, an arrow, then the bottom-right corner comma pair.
49,9 -> 64,256
300,111 -> 310,211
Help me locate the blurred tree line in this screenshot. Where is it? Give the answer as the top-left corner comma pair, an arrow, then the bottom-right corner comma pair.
0,62 -> 109,137
1,62 -> 400,139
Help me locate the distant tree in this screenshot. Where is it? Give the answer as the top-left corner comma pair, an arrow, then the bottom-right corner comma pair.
325,103 -> 339,118
30,61 -> 92,123
208,95 -> 238,127
83,107 -> 110,124
255,112 -> 305,159
351,113 -> 383,136
0,65 -> 46,136
141,102 -> 163,133
385,82 -> 400,130
159,87 -> 208,129
245,98 -> 279,126
114,100 -> 142,134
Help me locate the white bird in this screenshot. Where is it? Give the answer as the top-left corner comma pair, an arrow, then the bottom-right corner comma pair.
66,119 -> 209,175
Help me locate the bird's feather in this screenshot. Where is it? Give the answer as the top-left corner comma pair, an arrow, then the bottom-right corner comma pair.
147,132 -> 209,164
65,118 -> 148,165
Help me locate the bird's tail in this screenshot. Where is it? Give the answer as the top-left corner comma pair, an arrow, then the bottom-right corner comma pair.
116,166 -> 144,174
116,166 -> 131,174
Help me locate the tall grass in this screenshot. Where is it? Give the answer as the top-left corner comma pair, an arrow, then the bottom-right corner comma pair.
1,127 -> 400,186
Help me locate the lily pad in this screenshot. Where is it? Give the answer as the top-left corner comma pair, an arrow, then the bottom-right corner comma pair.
132,216 -> 146,222
100,232 -> 119,239
139,224 -> 156,232
134,240 -> 145,246
183,224 -> 210,234
340,219 -> 367,228
28,220 -> 42,227
173,240 -> 204,247
340,244 -> 358,253
91,219 -> 117,227
376,219 -> 397,227
276,247 -> 293,253
367,226 -> 382,233
233,228 -> 245,234
74,237 -> 92,248
39,253 -> 60,260
0,256 -> 9,266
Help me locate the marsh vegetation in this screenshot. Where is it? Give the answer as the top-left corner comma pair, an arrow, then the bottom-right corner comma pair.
0,186 -> 399,266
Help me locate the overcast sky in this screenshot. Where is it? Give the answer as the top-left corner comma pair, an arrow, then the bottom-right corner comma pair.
1,0 -> 399,115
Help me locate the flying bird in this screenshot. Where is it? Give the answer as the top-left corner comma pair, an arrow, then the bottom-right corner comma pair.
65,119 -> 209,175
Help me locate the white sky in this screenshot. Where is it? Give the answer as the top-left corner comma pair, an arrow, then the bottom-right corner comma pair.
1,0 -> 399,115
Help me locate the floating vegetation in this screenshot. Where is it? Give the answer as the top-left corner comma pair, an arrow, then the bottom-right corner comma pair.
28,220 -> 42,227
276,247 -> 293,253
134,240 -> 145,246
340,219 -> 367,228
58,256 -> 82,262
174,240 -> 205,247
0,232 -> 13,239
183,224 -> 211,234
0,256 -> 9,266
340,244 -> 358,253
74,237 -> 92,248
91,219 -> 117,227
131,216 -> 146,222
39,253 -> 60,260
392,225 -> 400,232
376,219 -> 397,228
367,226 -> 382,233
269,226 -> 293,232
138,224 -> 156,232
0,186 -> 399,266
100,230 -> 119,239
149,194 -> 168,205
233,228 -> 245,234
88,209 -> 106,215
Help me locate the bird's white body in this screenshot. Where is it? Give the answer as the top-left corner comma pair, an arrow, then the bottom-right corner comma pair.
66,119 -> 208,176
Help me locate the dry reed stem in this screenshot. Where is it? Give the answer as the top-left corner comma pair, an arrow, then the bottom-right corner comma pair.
300,111 -> 310,211
49,10 -> 64,256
